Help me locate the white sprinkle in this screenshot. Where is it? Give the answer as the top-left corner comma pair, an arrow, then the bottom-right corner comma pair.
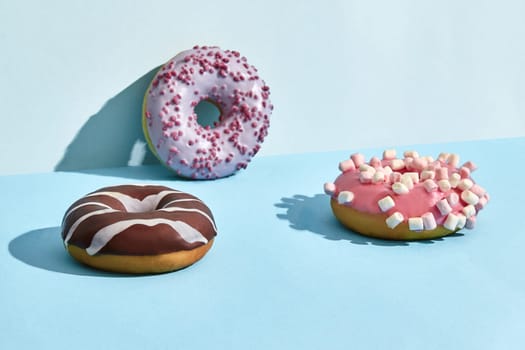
423,179 -> 438,193
422,212 -> 437,230
436,198 -> 453,215
438,179 -> 451,192
386,212 -> 404,229
392,182 -> 410,194
337,191 -> 355,204
323,182 -> 336,196
378,196 -> 395,212
462,204 -> 476,218
443,213 -> 459,231
408,217 -> 424,231
461,190 -> 480,205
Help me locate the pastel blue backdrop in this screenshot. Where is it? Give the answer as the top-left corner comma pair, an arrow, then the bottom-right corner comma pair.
1,0 -> 524,175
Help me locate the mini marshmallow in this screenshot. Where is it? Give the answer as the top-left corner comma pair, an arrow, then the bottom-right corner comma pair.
421,212 -> 437,230
404,150 -> 419,158
359,163 -> 375,173
461,190 -> 480,205
350,153 -> 365,167
408,217 -> 424,231
386,212 -> 404,229
438,152 -> 450,162
382,149 -> 397,160
359,170 -> 374,184
323,182 -> 336,196
390,159 -> 405,171
404,157 -> 414,170
369,156 -> 382,168
470,184 -> 486,197
449,173 -> 461,188
372,171 -> 386,184
465,215 -> 476,229
421,170 -> 435,181
424,156 -> 435,163
400,174 -> 414,190
378,195 -> 395,212
438,179 -> 451,192
390,172 -> 402,183
462,161 -> 477,172
456,214 -> 467,229
436,167 -> 449,180
475,196 -> 488,211
423,179 -> 438,193
458,178 -> 473,191
337,191 -> 354,204
462,204 -> 476,218
436,198 -> 453,215
443,213 -> 459,231
459,166 -> 471,179
447,192 -> 459,206
446,153 -> 460,167
405,172 -> 420,184
412,157 -> 428,171
338,159 -> 356,172
392,182 -> 410,195
383,166 -> 393,176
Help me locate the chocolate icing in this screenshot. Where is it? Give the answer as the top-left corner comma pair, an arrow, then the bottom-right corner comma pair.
61,185 -> 217,256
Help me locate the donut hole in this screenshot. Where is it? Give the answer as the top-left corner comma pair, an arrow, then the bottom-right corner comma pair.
194,99 -> 221,129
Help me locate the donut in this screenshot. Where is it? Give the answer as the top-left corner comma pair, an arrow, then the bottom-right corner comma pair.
324,150 -> 490,240
143,45 -> 273,179
61,184 -> 217,273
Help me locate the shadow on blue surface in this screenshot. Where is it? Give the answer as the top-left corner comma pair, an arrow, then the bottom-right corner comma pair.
54,67 -> 161,172
8,227 -> 135,277
275,194 -> 463,246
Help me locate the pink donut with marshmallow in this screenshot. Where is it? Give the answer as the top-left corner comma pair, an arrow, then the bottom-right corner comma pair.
324,149 -> 490,240
143,45 -> 273,179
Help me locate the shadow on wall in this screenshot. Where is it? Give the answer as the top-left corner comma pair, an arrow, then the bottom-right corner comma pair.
55,67 -> 161,171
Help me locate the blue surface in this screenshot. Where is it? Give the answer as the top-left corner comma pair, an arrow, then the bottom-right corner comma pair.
1,138 -> 524,349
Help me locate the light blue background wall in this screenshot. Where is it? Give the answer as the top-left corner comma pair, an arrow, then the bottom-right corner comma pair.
1,0 -> 524,175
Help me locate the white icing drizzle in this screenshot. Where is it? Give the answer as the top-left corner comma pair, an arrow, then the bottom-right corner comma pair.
162,198 -> 202,207
85,190 -> 181,213
62,201 -> 113,224
158,207 -> 218,233
86,219 -> 208,256
64,208 -> 117,245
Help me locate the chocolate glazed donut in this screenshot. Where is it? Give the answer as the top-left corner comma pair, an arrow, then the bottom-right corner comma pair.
61,184 -> 217,274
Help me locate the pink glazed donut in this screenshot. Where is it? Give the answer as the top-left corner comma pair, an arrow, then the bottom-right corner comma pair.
143,45 -> 273,179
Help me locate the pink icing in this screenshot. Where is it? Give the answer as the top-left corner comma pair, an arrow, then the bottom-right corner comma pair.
144,45 -> 273,179
327,152 -> 490,229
